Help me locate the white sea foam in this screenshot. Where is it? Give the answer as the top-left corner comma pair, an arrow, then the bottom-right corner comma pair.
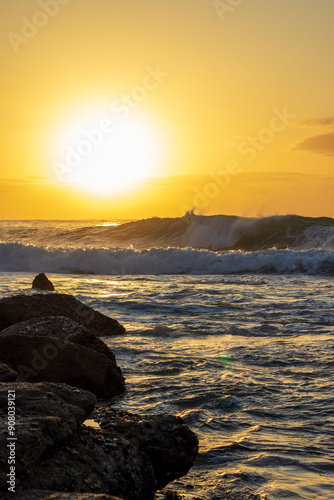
0,243 -> 332,275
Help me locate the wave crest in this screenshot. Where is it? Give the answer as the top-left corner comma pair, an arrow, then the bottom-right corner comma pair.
0,243 -> 332,275
3,214 -> 334,251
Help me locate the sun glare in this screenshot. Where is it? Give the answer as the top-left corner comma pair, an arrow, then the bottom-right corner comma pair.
50,107 -> 167,193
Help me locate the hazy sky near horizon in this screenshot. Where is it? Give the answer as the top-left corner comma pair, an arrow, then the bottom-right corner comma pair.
1,0 -> 333,218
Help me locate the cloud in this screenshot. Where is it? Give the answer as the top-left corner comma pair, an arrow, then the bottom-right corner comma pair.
292,116 -> 334,155
298,117 -> 334,127
0,176 -> 51,185
292,132 -> 334,157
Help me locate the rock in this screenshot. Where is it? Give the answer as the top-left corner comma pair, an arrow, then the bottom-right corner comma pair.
0,382 -> 96,491
0,334 -> 125,398
0,382 -> 197,500
1,316 -> 117,363
0,294 -> 125,336
50,384 -> 97,414
0,382 -> 156,500
0,361 -> 18,382
32,273 -> 55,291
93,408 -> 199,489
22,427 -> 156,500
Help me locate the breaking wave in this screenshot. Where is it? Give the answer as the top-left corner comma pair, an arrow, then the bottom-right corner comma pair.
0,214 -> 333,275
1,214 -> 333,251
0,243 -> 333,275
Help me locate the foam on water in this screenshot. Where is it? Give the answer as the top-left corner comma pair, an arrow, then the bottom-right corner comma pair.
0,243 -> 333,275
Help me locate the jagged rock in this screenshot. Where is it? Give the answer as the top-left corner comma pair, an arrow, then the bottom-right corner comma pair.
0,382 -> 157,500
0,382 -> 96,491
0,294 -> 125,336
1,316 -> 117,362
93,408 -> 199,489
49,384 -> 97,413
21,427 -> 157,500
0,381 -> 197,500
0,334 -> 125,398
32,273 -> 55,291
0,361 -> 18,382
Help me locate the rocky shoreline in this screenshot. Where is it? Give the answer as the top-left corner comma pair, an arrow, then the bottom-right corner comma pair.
0,276 -> 198,499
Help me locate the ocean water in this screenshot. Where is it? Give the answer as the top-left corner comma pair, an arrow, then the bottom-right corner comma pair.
0,215 -> 333,499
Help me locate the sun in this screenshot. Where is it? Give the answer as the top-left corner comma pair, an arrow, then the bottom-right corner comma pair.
50,106 -> 167,193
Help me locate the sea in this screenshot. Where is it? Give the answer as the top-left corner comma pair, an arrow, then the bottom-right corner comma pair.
0,214 -> 333,500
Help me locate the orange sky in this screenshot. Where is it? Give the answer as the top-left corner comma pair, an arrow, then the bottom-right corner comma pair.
1,0 -> 333,219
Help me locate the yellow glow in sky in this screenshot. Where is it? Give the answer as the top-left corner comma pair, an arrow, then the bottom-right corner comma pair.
1,0 -> 333,218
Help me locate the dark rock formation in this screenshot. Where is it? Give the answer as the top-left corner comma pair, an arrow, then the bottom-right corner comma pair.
1,316 -> 117,362
93,408 -> 199,489
0,380 -> 197,499
0,294 -> 125,336
0,382 -> 156,500
0,296 -> 198,500
0,334 -> 125,398
0,382 -> 96,491
0,361 -> 18,382
32,273 -> 55,291
23,427 -> 156,500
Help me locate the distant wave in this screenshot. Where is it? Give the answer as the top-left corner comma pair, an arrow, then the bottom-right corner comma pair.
107,213 -> 334,251
0,243 -> 333,275
1,214 -> 333,251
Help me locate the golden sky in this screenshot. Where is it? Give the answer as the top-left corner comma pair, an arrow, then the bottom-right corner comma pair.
1,0 -> 333,219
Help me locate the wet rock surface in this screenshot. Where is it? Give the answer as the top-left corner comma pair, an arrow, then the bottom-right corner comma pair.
0,382 -> 156,500
0,380 -> 196,499
0,382 -> 96,490
24,427 -> 157,500
0,334 -> 125,398
93,408 -> 199,489
1,316 -> 118,363
0,293 -> 125,336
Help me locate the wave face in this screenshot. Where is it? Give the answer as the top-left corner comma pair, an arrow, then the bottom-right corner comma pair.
88,214 -> 334,251
0,243 -> 333,275
1,214 -> 334,251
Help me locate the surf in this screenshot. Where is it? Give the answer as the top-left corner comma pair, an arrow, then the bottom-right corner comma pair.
0,243 -> 333,275
2,214 -> 334,251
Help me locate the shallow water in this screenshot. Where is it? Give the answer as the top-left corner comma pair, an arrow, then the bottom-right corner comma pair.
1,272 -> 333,499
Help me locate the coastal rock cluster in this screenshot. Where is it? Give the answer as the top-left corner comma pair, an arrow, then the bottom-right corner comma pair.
0,277 -> 198,500
0,292 -> 125,336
